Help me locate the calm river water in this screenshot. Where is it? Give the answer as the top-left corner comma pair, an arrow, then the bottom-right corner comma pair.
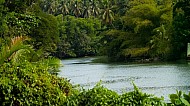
58,57 -> 190,101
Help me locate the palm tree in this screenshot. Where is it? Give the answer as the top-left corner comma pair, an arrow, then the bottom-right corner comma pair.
67,0 -> 75,10
90,0 -> 100,17
83,6 -> 91,18
101,0 -> 114,25
59,0 -> 70,16
72,0 -> 82,17
48,1 -> 58,15
82,0 -> 91,18
102,8 -> 114,24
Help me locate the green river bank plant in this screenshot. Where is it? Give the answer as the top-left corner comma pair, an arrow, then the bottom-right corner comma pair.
0,36 -> 72,105
64,83 -> 166,106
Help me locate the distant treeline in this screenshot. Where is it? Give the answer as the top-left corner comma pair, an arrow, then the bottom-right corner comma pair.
1,0 -> 190,61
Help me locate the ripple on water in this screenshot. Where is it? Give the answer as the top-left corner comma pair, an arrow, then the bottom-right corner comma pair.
59,57 -> 190,102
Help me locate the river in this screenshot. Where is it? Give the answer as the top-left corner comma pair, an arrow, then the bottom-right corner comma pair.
58,57 -> 190,101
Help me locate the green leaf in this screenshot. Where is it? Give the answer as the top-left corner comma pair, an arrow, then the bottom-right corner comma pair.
170,94 -> 179,104
180,98 -> 190,106
175,99 -> 182,105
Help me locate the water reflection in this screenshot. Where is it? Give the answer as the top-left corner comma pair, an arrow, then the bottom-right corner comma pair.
58,57 -> 190,101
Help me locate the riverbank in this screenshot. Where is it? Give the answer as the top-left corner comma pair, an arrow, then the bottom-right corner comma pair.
92,56 -> 189,64
92,56 -> 160,63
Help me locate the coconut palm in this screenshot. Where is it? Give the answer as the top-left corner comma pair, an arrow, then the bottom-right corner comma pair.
48,1 -> 58,15
82,0 -> 91,18
102,9 -> 114,24
71,0 -> 82,17
83,6 -> 91,18
90,0 -> 100,17
102,6 -> 114,24
59,0 -> 70,16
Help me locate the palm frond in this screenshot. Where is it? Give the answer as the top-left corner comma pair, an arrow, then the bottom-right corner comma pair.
0,36 -> 32,65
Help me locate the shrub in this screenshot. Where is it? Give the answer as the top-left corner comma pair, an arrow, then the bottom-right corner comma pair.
65,84 -> 119,106
169,90 -> 190,106
117,84 -> 166,106
0,36 -> 72,105
0,61 -> 72,105
65,83 -> 166,106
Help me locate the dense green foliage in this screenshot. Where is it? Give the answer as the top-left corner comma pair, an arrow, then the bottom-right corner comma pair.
1,0 -> 190,105
1,0 -> 190,61
0,36 -> 72,105
0,0 -> 60,55
31,12 -> 60,53
55,15 -> 101,58
65,83 -> 166,106
169,90 -> 190,106
0,62 -> 71,105
172,0 -> 190,59
100,0 -> 174,61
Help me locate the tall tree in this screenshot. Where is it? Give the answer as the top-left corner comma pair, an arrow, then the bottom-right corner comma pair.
101,0 -> 114,25
71,0 -> 82,17
48,0 -> 58,15
90,0 -> 100,17
100,0 -> 174,61
59,0 -> 70,17
31,12 -> 60,53
82,0 -> 91,18
172,0 -> 190,59
55,15 -> 101,58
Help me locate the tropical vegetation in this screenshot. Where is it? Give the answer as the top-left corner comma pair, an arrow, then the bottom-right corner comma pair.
1,0 -> 190,61
1,0 -> 190,105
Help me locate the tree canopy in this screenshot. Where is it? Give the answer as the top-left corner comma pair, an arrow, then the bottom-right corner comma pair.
0,0 -> 190,61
